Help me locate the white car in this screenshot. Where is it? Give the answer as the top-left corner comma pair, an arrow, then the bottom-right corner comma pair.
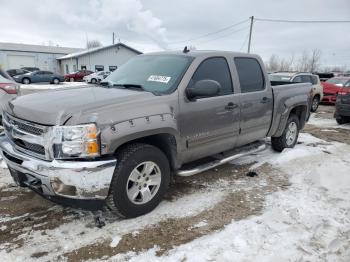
83,71 -> 111,84
270,72 -> 324,112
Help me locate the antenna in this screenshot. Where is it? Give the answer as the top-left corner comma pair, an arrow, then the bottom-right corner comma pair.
183,46 -> 190,53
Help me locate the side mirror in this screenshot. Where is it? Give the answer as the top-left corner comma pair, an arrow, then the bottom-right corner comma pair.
186,79 -> 220,100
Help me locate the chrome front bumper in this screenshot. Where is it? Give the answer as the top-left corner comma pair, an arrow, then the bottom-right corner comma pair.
0,135 -> 116,200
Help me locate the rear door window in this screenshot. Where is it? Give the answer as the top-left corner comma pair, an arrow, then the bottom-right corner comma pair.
234,57 -> 265,93
191,57 -> 233,96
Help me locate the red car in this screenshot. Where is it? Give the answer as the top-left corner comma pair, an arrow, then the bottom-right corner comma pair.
321,77 -> 350,104
64,70 -> 93,82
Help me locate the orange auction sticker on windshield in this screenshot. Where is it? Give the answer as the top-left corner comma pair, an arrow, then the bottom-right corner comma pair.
147,75 -> 171,83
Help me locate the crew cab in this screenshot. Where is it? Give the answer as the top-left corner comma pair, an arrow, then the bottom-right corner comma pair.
0,51 -> 312,218
64,70 -> 93,82
269,72 -> 323,112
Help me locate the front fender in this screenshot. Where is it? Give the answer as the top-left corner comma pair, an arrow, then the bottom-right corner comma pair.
100,113 -> 180,154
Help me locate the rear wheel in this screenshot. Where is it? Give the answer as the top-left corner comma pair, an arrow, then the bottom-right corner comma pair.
70,77 -> 74,82
336,116 -> 348,125
311,96 -> 320,112
91,78 -> 97,84
52,78 -> 60,84
106,143 -> 170,218
271,114 -> 300,152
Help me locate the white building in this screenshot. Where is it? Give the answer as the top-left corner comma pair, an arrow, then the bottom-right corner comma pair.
57,43 -> 142,74
0,42 -> 81,73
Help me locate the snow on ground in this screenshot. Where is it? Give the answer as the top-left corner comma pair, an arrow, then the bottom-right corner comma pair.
110,133 -> 350,261
308,114 -> 350,130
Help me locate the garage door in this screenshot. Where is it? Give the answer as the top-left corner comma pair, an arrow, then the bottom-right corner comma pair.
7,55 -> 35,69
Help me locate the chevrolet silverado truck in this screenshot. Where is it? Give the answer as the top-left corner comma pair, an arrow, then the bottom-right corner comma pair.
0,51 -> 312,218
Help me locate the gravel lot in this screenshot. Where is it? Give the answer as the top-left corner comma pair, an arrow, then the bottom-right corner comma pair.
0,105 -> 349,261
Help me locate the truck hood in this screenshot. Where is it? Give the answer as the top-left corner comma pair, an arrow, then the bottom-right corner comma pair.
5,86 -> 158,125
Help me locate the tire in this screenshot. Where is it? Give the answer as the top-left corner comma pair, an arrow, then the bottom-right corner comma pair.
336,116 -> 348,125
271,114 -> 300,152
91,78 -> 97,84
106,143 -> 170,218
22,78 -> 30,84
311,96 -> 320,112
52,78 -> 60,84
70,77 -> 74,82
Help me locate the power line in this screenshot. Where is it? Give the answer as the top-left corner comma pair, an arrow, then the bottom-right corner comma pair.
192,26 -> 250,45
168,18 -> 249,45
239,31 -> 250,52
255,18 -> 350,23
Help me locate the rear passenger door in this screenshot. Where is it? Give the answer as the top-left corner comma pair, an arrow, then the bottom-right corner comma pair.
234,57 -> 273,146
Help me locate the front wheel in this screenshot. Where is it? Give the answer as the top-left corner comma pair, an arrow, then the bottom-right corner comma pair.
106,143 -> 170,218
271,114 -> 300,152
52,78 -> 60,84
91,78 -> 97,84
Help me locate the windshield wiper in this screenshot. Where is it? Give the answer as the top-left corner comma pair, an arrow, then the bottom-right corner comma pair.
114,84 -> 144,90
101,82 -> 160,95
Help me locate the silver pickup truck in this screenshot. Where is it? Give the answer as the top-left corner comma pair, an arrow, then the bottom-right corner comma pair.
0,51 -> 312,218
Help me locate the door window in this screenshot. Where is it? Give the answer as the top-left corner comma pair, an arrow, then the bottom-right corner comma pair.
109,66 -> 117,71
191,57 -> 233,96
234,58 -> 265,93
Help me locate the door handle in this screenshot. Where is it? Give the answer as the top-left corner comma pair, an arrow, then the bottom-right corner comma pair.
260,97 -> 271,104
225,102 -> 238,111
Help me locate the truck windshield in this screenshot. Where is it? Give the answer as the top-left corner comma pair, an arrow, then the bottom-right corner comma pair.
103,55 -> 193,94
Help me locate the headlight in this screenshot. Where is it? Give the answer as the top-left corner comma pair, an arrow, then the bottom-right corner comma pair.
52,124 -> 100,158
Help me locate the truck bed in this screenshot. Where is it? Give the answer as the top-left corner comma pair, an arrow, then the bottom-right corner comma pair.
267,82 -> 312,137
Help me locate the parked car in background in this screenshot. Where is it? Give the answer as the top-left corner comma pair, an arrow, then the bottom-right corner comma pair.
321,77 -> 350,104
7,69 -> 30,77
21,67 -> 40,72
83,71 -> 111,84
0,69 -> 19,122
334,81 -> 350,124
269,72 -> 323,112
12,70 -> 64,84
64,70 -> 93,82
314,72 -> 334,82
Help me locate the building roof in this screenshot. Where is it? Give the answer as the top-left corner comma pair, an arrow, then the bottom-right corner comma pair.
0,42 -> 82,54
57,43 -> 142,60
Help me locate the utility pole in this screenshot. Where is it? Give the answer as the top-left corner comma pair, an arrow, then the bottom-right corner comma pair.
247,16 -> 254,53
112,32 -> 115,45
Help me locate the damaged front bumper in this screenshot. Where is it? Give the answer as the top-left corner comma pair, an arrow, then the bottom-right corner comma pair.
0,135 -> 116,200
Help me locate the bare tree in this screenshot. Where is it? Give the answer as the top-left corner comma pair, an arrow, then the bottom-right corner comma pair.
267,54 -> 279,72
308,49 -> 322,72
86,40 -> 102,49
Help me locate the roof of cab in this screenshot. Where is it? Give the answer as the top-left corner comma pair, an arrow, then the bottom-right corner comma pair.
141,50 -> 260,59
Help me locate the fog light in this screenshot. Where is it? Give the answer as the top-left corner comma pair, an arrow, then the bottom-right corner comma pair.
51,178 -> 77,196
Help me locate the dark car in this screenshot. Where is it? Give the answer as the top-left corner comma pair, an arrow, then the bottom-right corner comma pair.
64,70 -> 93,82
21,67 -> 40,72
12,70 -> 65,84
334,79 -> 350,124
7,69 -> 30,77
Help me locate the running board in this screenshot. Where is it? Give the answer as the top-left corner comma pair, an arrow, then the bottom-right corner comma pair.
176,144 -> 266,177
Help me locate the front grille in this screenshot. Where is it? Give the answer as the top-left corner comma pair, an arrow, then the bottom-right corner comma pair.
4,114 -> 44,135
3,113 -> 49,159
14,139 -> 45,155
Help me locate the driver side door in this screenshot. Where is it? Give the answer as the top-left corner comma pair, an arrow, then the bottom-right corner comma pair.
179,56 -> 240,163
